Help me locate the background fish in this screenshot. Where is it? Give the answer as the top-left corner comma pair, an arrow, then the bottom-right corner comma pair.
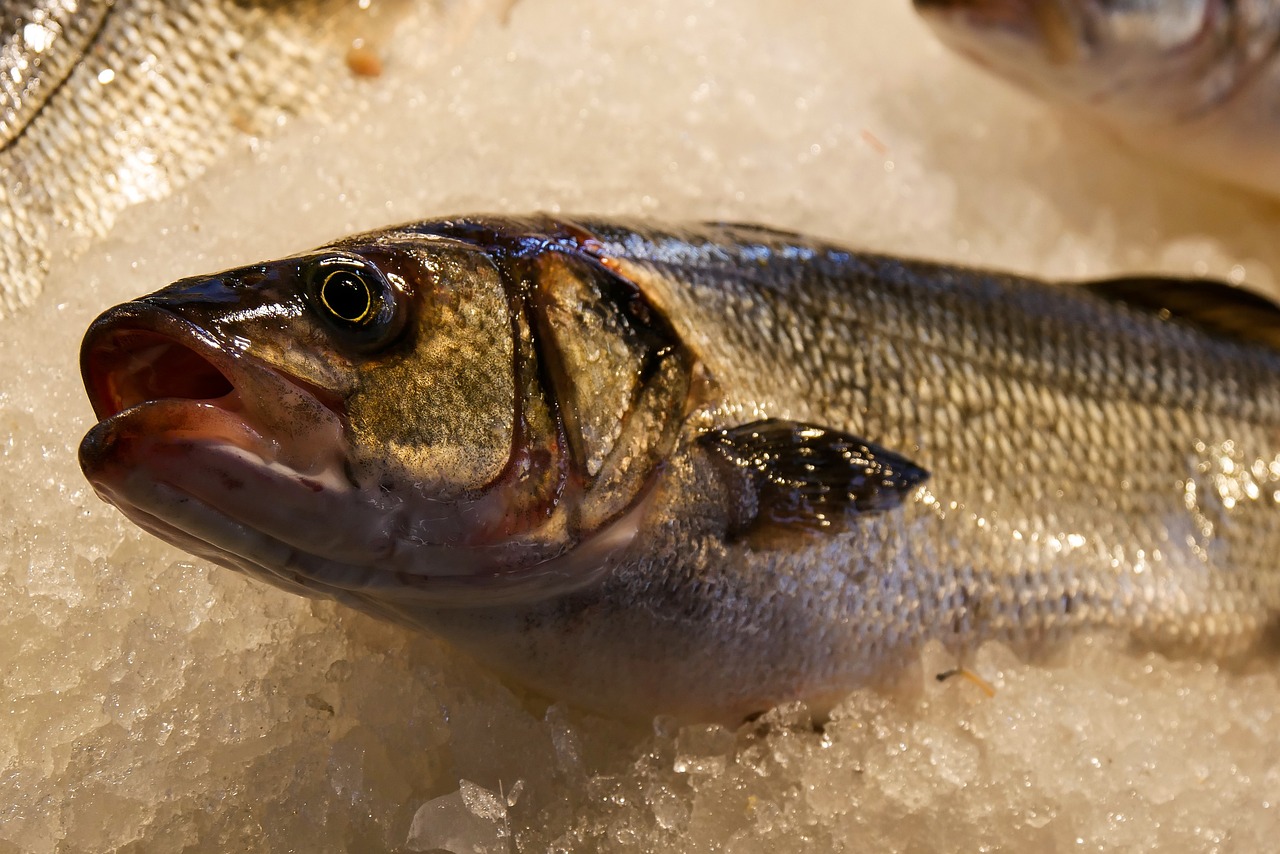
914,0 -> 1280,196
78,215 -> 1280,722
0,0 -> 416,317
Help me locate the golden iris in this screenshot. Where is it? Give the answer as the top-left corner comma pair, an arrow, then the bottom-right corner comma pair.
318,270 -> 375,324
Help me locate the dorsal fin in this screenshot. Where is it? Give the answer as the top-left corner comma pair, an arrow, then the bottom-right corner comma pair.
1082,277 -> 1280,350
702,221 -> 808,242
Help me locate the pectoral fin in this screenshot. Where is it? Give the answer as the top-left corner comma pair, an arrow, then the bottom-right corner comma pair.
699,419 -> 929,541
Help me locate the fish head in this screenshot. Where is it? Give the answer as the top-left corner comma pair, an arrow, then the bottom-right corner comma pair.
79,220 -> 692,611
913,0 -> 1238,122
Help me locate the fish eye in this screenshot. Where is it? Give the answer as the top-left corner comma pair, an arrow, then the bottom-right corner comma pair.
319,270 -> 375,324
306,256 -> 406,351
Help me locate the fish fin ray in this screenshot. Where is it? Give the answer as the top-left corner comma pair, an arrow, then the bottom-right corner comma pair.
699,419 -> 929,541
1083,277 -> 1280,350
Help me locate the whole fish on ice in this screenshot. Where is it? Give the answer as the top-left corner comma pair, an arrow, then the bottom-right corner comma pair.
78,215 -> 1280,722
914,0 -> 1280,196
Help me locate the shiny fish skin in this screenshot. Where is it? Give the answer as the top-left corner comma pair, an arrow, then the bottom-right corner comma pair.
78,216 -> 1280,722
0,0 -> 414,318
914,0 -> 1280,196
1,1 -> 110,147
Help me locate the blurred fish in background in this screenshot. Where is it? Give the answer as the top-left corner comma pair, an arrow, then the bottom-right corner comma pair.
914,0 -> 1280,197
0,0 -> 415,318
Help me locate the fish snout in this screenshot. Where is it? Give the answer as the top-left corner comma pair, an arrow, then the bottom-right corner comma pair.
139,267 -> 277,308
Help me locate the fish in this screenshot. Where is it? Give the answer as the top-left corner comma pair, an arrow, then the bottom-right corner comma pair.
77,214 -> 1280,723
0,0 -> 416,318
913,0 -> 1280,197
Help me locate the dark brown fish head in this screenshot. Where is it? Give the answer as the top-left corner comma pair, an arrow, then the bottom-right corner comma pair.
79,219 -> 694,610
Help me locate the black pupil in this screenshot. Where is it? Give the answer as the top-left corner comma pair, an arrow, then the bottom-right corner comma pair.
321,272 -> 373,323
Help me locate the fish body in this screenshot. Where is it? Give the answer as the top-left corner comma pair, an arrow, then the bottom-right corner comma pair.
80,216 -> 1280,722
0,0 -> 414,317
914,0 -> 1280,196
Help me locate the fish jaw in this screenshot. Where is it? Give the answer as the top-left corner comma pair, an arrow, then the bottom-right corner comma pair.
78,301 -> 477,598
78,302 -> 380,588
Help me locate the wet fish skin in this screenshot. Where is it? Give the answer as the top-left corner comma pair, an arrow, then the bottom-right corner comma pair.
0,0 -> 419,318
79,215 -> 1280,722
1,1 -> 111,147
914,0 -> 1280,196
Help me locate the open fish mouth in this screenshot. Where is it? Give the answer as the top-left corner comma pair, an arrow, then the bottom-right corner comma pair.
84,322 -> 237,421
77,303 -> 371,592
82,305 -> 272,469
81,303 -> 346,428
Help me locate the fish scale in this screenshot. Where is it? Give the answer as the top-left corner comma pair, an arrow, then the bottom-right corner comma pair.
0,0 -> 422,318
588,220 -> 1280,644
